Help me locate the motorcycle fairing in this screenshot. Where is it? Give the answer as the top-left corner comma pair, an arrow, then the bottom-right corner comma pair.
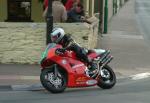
40,43 -> 99,87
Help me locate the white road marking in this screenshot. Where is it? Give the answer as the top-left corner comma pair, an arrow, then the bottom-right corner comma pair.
131,73 -> 150,80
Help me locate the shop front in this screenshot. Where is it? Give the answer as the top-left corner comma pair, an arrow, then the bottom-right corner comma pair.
0,0 -> 43,22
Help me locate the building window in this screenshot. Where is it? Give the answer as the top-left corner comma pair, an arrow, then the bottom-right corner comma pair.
7,0 -> 32,22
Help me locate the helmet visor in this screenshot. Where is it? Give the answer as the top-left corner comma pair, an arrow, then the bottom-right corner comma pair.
51,35 -> 58,42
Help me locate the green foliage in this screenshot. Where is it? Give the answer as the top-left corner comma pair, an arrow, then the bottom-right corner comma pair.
38,0 -> 44,3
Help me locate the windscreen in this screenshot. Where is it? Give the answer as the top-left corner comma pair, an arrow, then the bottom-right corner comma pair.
40,43 -> 57,63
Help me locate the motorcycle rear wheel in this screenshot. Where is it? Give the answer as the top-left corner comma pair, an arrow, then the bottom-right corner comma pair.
97,65 -> 116,89
40,66 -> 67,93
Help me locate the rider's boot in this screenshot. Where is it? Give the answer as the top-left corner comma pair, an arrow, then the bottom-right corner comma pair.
89,62 -> 97,73
85,57 -> 97,77
85,62 -> 97,78
85,62 -> 97,77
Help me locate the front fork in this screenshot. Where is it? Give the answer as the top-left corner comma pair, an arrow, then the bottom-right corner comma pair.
54,64 -> 59,79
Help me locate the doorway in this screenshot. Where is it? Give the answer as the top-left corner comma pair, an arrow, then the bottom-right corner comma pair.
7,0 -> 32,22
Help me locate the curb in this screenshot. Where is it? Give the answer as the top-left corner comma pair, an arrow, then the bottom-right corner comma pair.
0,78 -> 132,91
0,75 -> 39,80
0,84 -> 44,91
1,72 -> 150,91
12,84 -> 44,91
0,85 -> 12,91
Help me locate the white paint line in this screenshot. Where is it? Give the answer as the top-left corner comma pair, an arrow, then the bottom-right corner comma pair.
131,73 -> 150,80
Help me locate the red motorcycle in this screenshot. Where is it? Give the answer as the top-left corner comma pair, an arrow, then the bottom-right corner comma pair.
40,43 -> 116,93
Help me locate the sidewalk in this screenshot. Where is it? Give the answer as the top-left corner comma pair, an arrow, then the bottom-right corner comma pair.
100,0 -> 150,77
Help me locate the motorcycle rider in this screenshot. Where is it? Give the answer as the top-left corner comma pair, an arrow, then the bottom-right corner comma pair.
50,28 -> 97,74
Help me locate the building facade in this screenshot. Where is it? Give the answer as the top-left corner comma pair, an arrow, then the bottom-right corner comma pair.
0,0 -> 127,22
0,0 -> 44,22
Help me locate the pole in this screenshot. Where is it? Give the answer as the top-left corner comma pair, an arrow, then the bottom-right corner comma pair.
115,0 -> 117,14
104,0 -> 108,34
98,0 -> 104,36
46,0 -> 53,44
113,0 -> 115,15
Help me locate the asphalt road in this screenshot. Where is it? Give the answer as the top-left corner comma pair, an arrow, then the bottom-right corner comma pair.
0,77 -> 150,103
0,64 -> 40,76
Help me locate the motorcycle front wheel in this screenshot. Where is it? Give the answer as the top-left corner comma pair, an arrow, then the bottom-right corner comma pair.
97,65 -> 116,89
40,66 -> 67,93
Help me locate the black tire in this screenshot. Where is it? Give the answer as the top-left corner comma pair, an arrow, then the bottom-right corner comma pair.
40,66 -> 67,93
97,65 -> 116,89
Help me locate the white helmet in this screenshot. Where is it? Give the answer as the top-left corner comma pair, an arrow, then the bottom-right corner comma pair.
51,28 -> 65,43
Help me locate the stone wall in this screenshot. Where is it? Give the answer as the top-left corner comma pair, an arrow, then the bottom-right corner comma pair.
0,22 -> 98,64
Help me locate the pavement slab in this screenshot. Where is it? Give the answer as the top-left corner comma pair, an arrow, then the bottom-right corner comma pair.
99,0 -> 150,78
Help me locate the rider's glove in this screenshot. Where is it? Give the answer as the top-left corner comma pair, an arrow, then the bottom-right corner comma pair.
55,48 -> 66,55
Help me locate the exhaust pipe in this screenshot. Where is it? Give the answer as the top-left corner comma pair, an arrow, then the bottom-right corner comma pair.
92,56 -> 113,78
99,50 -> 110,63
101,56 -> 113,67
